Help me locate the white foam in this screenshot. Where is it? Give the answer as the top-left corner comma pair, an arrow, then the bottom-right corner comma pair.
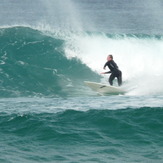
63,33 -> 163,95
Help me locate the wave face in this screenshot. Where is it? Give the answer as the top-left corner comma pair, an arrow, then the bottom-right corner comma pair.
0,106 -> 163,162
0,26 -> 100,97
1,26 -> 163,97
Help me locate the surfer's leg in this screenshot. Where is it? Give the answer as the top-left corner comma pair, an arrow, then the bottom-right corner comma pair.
109,74 -> 115,86
117,71 -> 122,86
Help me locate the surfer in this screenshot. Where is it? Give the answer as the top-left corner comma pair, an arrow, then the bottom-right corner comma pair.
101,54 -> 122,86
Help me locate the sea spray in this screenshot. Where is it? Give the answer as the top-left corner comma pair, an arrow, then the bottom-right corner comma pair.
63,33 -> 163,95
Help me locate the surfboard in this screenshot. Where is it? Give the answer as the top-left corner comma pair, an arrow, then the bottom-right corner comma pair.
84,81 -> 126,95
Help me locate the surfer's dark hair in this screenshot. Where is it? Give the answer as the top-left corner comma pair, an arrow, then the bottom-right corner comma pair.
109,54 -> 113,59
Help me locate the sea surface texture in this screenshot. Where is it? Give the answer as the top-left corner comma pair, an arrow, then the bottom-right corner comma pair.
0,0 -> 163,162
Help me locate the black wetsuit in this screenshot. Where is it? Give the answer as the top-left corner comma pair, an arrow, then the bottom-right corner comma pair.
103,60 -> 122,86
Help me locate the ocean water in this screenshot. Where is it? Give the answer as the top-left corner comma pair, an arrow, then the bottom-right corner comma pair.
0,0 -> 163,163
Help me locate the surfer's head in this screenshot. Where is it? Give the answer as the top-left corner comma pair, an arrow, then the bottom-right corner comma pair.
107,54 -> 113,61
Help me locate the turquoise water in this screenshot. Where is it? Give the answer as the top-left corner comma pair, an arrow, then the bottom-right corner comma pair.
0,0 -> 163,162
0,97 -> 163,162
0,27 -> 99,97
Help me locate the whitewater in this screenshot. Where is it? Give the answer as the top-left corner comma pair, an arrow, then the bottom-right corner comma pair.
1,26 -> 163,96
0,0 -> 163,163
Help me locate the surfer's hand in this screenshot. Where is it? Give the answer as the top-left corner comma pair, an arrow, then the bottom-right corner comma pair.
100,72 -> 105,74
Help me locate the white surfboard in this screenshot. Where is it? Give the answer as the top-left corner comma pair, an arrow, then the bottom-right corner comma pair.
84,81 -> 126,95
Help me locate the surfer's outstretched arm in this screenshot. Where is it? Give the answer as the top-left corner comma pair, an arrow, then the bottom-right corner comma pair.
102,62 -> 111,74
103,62 -> 108,70
101,71 -> 111,74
